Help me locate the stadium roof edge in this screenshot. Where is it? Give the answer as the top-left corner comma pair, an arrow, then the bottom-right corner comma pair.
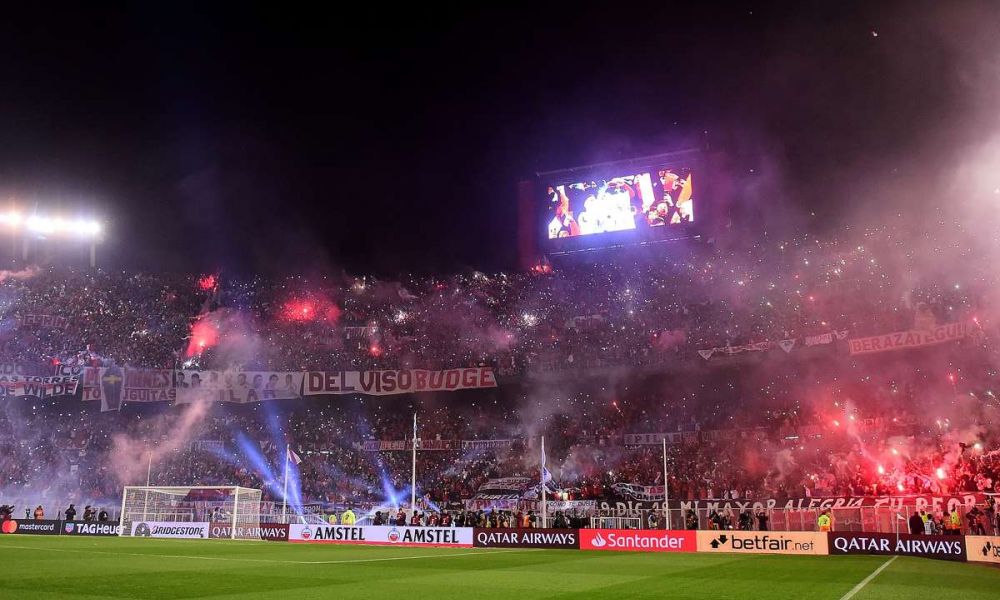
534,148 -> 703,179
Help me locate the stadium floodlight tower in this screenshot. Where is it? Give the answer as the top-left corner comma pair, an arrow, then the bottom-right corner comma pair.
0,210 -> 103,267
119,486 -> 263,539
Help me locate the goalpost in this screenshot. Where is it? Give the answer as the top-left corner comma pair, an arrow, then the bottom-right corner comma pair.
119,486 -> 262,539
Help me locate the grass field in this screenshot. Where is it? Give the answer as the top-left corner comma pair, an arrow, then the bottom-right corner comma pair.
1,536 -> 998,599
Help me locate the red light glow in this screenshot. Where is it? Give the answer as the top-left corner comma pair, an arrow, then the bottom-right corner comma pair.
185,317 -> 219,357
197,274 -> 217,291
282,297 -> 342,323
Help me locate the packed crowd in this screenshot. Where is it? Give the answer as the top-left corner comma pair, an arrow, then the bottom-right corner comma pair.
0,226 -> 991,375
2,354 -> 997,522
1,226 -> 999,528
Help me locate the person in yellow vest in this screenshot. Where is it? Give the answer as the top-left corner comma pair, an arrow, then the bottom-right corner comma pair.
341,508 -> 357,526
327,512 -> 338,525
948,507 -> 962,535
817,509 -> 832,532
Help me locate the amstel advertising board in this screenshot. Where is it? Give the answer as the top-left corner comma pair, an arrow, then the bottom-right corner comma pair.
289,524 -> 473,547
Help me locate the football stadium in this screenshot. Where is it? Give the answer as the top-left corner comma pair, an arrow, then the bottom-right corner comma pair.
3,3 -> 1000,599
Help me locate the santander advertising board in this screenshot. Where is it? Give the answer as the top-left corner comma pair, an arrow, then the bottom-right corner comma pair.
580,529 -> 696,552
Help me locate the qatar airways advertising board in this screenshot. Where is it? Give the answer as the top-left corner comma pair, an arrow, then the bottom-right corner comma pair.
828,532 -> 966,562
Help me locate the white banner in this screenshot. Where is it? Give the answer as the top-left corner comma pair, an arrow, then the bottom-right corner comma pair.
361,439 -> 459,451
130,521 -> 209,539
623,432 -> 696,446
175,371 -> 303,404
123,369 -> 175,403
0,375 -> 79,399
612,483 -> 666,502
804,332 -> 833,346
461,439 -> 514,450
700,330 -> 851,359
304,368 -> 496,396
0,364 -> 28,377
289,525 -> 472,547
17,314 -> 71,329
848,322 -> 971,355
54,365 -> 105,401
343,325 -> 377,339
697,341 -> 772,360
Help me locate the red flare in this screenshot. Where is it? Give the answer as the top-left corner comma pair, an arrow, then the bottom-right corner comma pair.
197,274 -> 217,291
186,317 -> 219,357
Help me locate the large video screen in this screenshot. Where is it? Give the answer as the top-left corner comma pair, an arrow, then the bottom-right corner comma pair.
546,166 -> 694,241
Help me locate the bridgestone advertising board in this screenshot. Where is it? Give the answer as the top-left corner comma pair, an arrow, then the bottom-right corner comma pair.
130,521 -> 209,539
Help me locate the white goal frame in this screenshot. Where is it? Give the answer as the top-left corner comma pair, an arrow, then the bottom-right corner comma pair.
119,485 -> 262,539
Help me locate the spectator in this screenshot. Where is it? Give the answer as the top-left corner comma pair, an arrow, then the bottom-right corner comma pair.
909,511 -> 924,535
948,507 -> 962,535
817,510 -> 832,532
554,511 -> 568,528
756,510 -> 769,531
967,506 -> 986,535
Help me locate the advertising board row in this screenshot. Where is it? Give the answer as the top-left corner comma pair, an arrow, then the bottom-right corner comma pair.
0,520 -> 121,536
283,526 -> 1000,564
4,520 -> 999,564
128,521 -> 292,540
0,519 -> 289,540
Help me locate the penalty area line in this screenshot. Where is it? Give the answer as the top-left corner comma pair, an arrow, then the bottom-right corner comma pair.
838,555 -> 898,600
0,543 -> 534,565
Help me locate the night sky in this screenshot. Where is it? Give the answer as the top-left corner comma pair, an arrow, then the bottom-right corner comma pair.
0,3 -> 996,275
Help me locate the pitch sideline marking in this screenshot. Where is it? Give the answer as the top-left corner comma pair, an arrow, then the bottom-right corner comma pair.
838,555 -> 898,600
0,542 -> 532,565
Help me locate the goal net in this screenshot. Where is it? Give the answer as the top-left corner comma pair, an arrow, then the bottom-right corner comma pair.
119,486 -> 262,539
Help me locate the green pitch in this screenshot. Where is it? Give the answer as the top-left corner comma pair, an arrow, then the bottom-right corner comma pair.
1,536 -> 998,599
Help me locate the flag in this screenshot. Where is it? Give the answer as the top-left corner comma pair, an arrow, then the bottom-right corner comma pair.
100,366 -> 123,412
287,446 -> 302,465
540,436 -> 552,484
